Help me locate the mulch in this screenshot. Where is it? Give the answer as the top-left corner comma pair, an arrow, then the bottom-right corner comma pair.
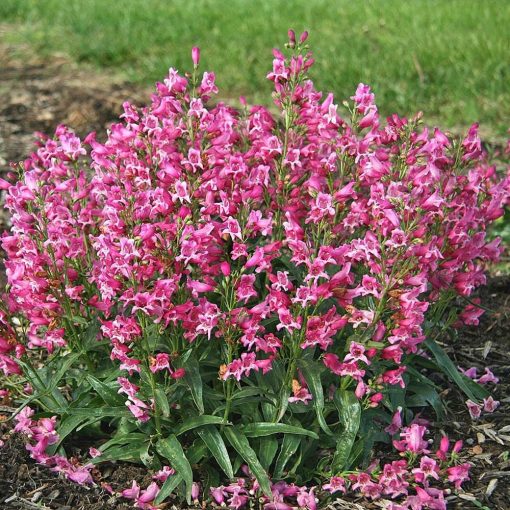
0,35 -> 509,510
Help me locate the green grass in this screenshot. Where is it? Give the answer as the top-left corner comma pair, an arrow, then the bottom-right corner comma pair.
1,0 -> 509,137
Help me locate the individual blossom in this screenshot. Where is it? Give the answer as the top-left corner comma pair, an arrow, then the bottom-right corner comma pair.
466,399 -> 482,419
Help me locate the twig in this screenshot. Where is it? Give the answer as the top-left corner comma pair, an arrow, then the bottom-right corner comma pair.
0,404 -> 17,413
3,495 -> 52,510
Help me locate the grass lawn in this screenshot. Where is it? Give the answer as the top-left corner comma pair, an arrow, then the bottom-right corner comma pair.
1,0 -> 509,137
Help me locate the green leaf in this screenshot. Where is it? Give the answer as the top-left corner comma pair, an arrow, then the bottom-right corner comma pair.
275,386 -> 290,423
46,414 -> 89,455
298,359 -> 333,436
232,387 -> 264,400
140,442 -> 161,470
179,354 -> 204,414
81,319 -> 101,349
153,435 -> 207,507
406,383 -> 446,420
86,375 -> 124,406
425,338 -> 489,401
47,352 -> 82,392
241,422 -> 319,439
155,387 -> 170,418
333,389 -> 361,471
197,426 -> 234,479
224,426 -> 272,497
155,473 -> 183,505
274,434 -> 301,479
156,435 -> 193,504
258,436 -> 279,472
173,415 -> 226,436
155,437 -> 210,504
99,433 -> 147,452
66,406 -> 131,418
16,359 -> 67,411
93,442 -> 146,463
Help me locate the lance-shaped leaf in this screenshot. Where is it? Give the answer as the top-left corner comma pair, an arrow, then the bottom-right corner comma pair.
240,422 -> 319,439
197,426 -> 234,479
298,359 -> 333,436
333,389 -> 361,471
173,415 -> 226,436
156,435 -> 193,503
180,354 -> 204,414
274,434 -> 301,479
425,338 -> 489,401
224,426 -> 272,497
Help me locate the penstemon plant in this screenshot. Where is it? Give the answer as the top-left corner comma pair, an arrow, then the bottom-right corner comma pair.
0,30 -> 509,509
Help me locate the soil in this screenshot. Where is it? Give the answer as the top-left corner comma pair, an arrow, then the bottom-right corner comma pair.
0,37 -> 509,510
0,33 -> 149,176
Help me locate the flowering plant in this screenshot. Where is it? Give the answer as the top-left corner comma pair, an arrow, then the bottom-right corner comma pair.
1,30 -> 508,509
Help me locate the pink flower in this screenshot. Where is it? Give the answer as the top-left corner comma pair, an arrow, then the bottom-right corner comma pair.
153,466 -> 175,482
237,274 -> 258,303
344,341 -> 370,365
385,408 -> 403,436
477,367 -> 499,384
483,396 -> 500,413
122,480 -> 141,500
435,436 -> 450,461
149,353 -> 170,373
393,424 -> 429,454
447,463 -> 471,489
89,447 -> 102,458
412,456 -> 439,483
289,379 -> 312,405
322,476 -> 346,494
466,399 -> 482,419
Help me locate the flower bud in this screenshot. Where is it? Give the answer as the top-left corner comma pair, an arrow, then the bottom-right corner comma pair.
171,368 -> 186,379
288,29 -> 296,48
191,46 -> 200,67
299,30 -> 309,44
191,482 -> 200,501
220,261 -> 231,276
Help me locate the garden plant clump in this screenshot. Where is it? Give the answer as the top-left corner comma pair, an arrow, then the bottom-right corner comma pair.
0,30 -> 509,509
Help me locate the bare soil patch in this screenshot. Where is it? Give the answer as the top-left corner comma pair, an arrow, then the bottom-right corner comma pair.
0,38 -> 149,175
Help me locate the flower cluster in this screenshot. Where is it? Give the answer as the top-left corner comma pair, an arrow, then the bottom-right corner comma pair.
1,30 -> 508,509
13,407 -> 94,484
323,416 -> 471,510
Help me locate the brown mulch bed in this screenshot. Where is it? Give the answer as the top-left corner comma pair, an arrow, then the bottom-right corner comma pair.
0,37 -> 509,510
0,32 -> 149,175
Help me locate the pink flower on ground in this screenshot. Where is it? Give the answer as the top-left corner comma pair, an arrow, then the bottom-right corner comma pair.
447,463 -> 471,489
385,407 -> 403,436
483,396 -> 500,413
323,476 -> 346,494
466,399 -> 482,419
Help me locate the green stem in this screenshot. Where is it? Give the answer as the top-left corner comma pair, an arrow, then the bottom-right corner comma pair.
149,370 -> 162,436
222,379 -> 233,426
